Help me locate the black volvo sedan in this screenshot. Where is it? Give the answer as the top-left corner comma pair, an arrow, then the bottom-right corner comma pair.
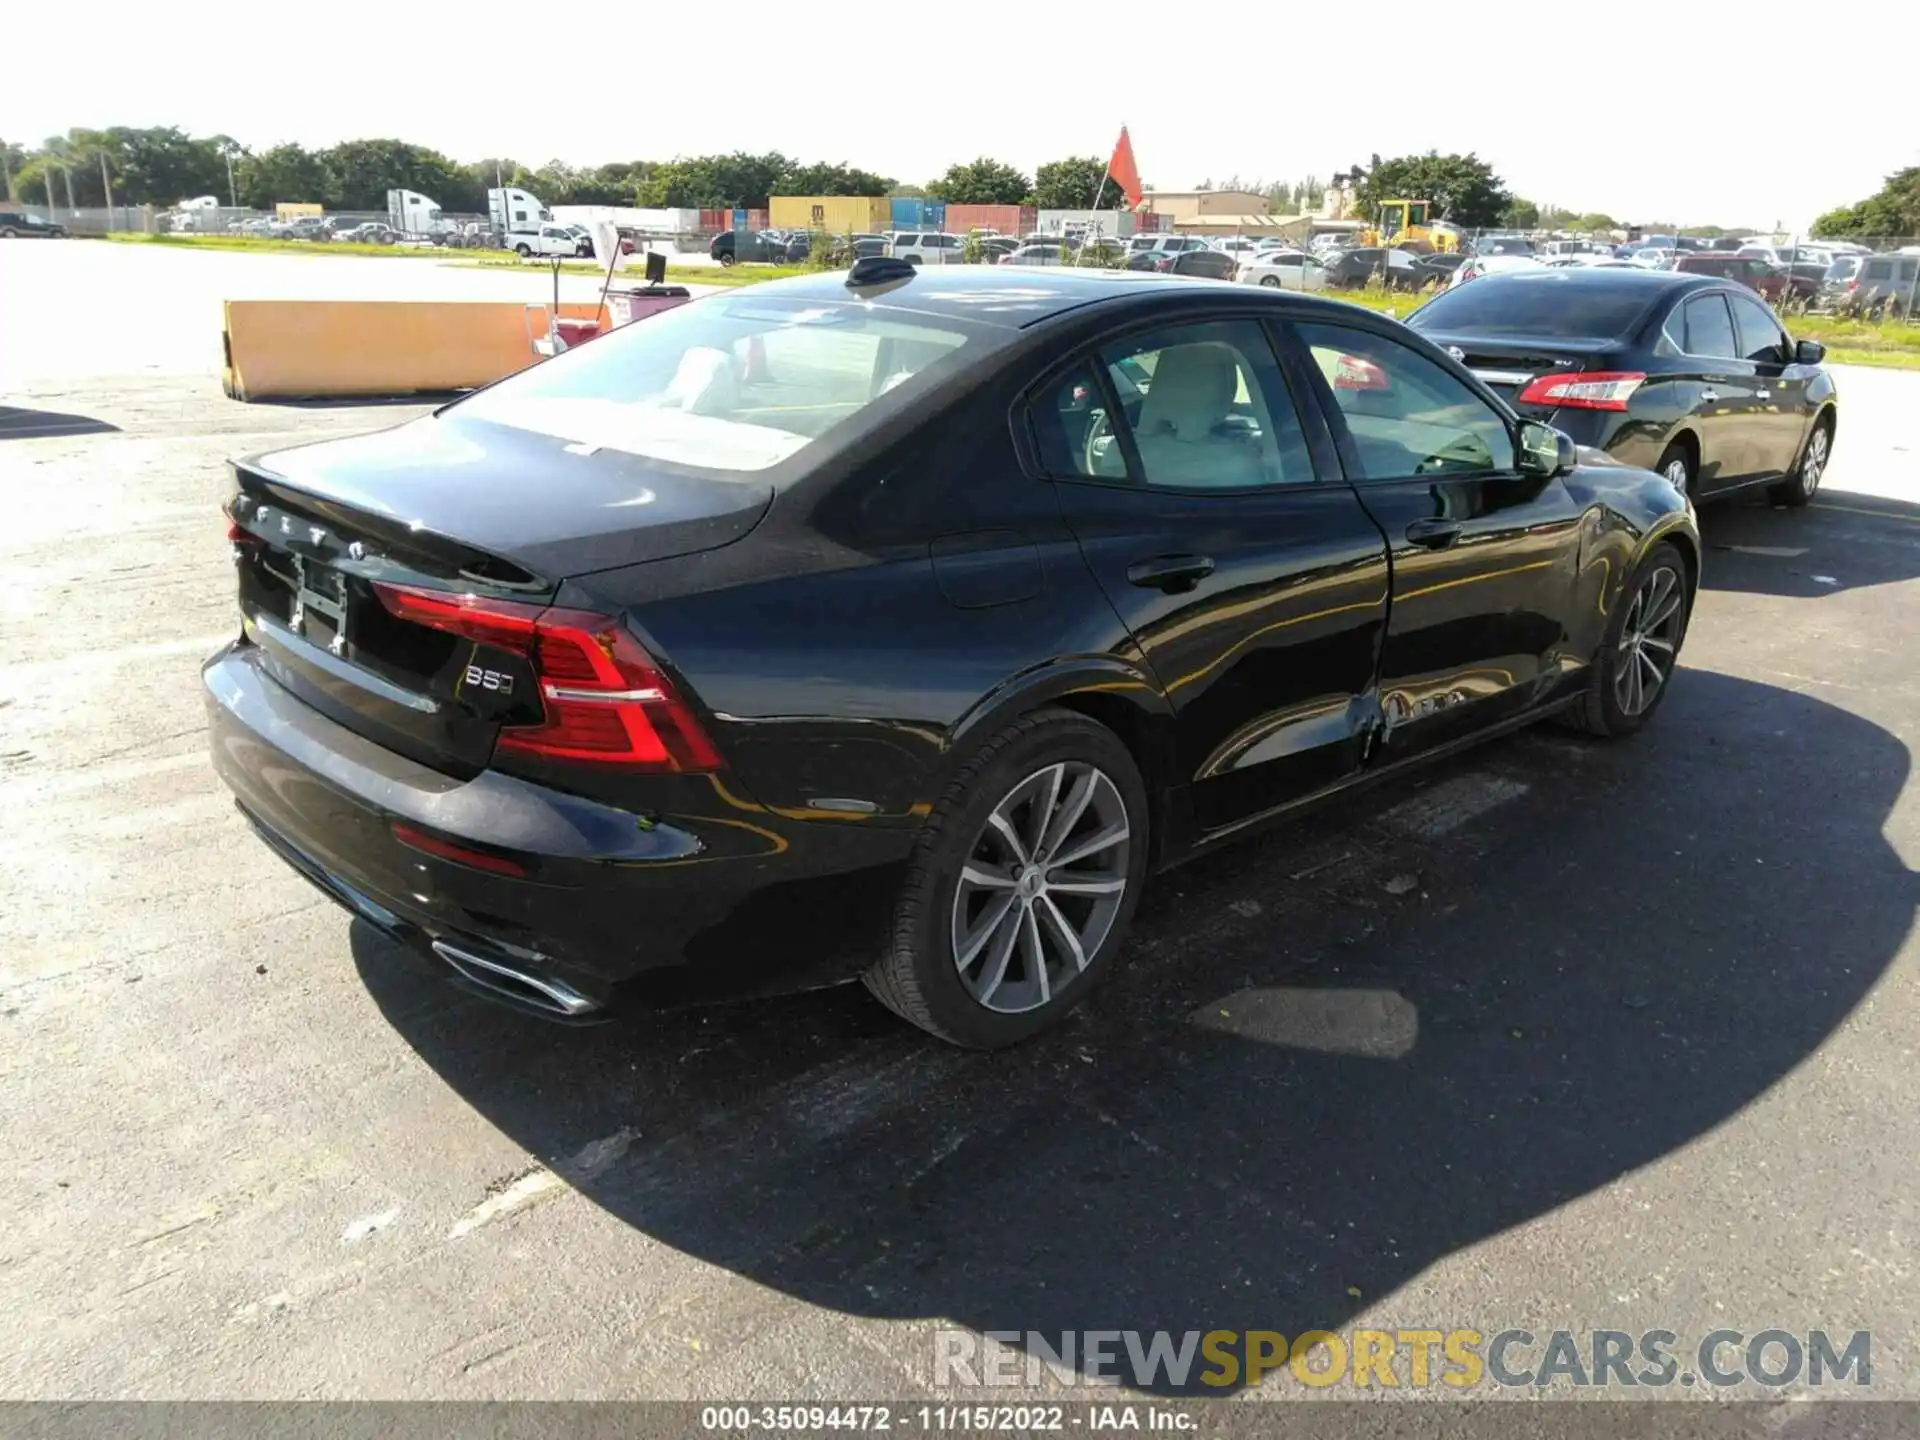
206,261 -> 1699,1047
1406,267 -> 1837,507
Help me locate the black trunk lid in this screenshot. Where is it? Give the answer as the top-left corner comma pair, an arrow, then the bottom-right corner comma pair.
228,413 -> 773,776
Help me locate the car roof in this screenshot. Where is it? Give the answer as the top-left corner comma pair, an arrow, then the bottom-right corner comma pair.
729,265 -> 1369,330
1448,266 -> 1722,299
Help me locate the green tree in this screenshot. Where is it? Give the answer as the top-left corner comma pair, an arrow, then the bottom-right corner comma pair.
1033,156 -> 1124,211
781,160 -> 893,197
317,139 -> 469,210
1499,197 -> 1540,229
927,157 -> 1032,206
1573,211 -> 1619,234
236,144 -> 328,210
635,152 -> 792,208
1811,167 -> 1920,239
1355,152 -> 1510,229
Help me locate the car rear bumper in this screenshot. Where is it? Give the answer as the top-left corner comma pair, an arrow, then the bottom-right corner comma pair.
204,640 -> 913,1018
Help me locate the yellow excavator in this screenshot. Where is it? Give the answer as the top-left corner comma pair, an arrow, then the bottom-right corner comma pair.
1358,199 -> 1458,252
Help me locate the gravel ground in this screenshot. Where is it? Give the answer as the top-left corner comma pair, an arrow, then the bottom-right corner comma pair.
2,241 -> 1917,1404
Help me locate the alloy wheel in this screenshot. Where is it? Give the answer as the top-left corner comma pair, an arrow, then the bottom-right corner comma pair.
1614,565 -> 1685,717
949,762 -> 1130,1014
1663,457 -> 1690,492
1802,425 -> 1829,498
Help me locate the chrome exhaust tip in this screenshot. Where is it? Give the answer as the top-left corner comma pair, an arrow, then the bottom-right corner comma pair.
430,940 -> 601,1018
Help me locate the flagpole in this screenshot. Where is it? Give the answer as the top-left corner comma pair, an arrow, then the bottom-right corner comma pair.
1081,123 -> 1119,267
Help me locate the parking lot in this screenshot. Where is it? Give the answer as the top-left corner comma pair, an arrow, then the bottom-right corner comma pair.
4,240 -> 1920,1401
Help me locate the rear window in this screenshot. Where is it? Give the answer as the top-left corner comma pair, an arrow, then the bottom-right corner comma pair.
1408,275 -> 1653,340
454,296 -> 978,475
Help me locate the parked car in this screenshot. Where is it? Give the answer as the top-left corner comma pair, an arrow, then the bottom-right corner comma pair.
1407,267 -> 1836,506
507,224 -> 583,259
1671,252 -> 1788,301
1148,247 -> 1237,279
1829,251 -> 1920,314
1125,235 -> 1213,270
976,236 -> 1022,264
1318,247 -> 1422,290
0,211 -> 67,238
709,229 -> 787,266
284,216 -> 328,241
890,232 -> 966,265
1470,235 -> 1537,258
847,234 -> 890,261
337,223 -> 399,245
206,263 -> 1699,1045
1237,250 -> 1329,291
1411,251 -> 1468,285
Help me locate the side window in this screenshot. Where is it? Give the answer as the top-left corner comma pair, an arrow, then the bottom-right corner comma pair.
1296,322 -> 1515,480
1728,293 -> 1787,363
1029,321 -> 1315,490
1682,295 -> 1739,358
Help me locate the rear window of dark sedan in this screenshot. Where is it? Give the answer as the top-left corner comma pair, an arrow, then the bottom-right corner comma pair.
1409,276 -> 1655,340
456,296 -> 980,475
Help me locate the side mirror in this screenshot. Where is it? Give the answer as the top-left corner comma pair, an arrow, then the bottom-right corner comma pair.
1794,339 -> 1826,365
1517,420 -> 1577,479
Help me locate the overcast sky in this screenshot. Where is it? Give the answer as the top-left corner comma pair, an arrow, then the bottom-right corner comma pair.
5,2 -> 1911,231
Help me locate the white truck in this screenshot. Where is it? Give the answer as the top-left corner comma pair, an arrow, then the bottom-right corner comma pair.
385,188 -> 446,240
489,186 -> 571,256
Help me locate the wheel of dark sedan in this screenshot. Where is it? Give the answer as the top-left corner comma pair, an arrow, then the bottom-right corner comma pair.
1769,414 -> 1833,509
863,708 -> 1149,1048
1654,441 -> 1694,497
1560,541 -> 1690,738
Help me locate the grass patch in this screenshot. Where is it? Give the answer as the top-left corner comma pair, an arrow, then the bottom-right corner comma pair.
1783,311 -> 1920,366
98,231 -> 453,260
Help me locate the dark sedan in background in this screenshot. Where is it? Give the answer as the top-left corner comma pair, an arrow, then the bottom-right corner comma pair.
1408,268 -> 1836,506
206,263 -> 1698,1048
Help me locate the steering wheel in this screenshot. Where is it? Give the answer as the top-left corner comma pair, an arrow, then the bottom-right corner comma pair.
1083,409 -> 1117,475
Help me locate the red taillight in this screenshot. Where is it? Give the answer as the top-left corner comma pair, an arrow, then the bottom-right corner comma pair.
1332,355 -> 1390,390
1515,370 -> 1647,412
373,582 -> 721,772
391,822 -> 530,877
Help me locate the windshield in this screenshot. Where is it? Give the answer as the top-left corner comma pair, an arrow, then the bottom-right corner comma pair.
455,295 -> 979,475
1410,275 -> 1654,340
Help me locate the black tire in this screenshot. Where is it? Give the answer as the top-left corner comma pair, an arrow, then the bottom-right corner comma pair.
1654,439 -> 1695,498
1559,540 -> 1691,738
1769,412 -> 1833,508
717,252 -> 735,266
0,227 -> 16,238
863,707 -> 1150,1048
514,243 -> 531,258
1259,275 -> 1281,288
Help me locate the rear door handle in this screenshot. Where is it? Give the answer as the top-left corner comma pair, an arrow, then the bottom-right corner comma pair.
1404,519 -> 1464,550
1126,554 -> 1215,592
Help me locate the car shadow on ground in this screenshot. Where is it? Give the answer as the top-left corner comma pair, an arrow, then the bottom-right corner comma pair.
0,405 -> 118,440
1698,488 -> 1920,599
352,670 -> 1915,1395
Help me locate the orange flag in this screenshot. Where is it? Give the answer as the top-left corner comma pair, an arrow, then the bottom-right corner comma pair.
1107,127 -> 1143,209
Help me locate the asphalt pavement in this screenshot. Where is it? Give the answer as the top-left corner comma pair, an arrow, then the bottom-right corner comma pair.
2,241 -> 1917,1402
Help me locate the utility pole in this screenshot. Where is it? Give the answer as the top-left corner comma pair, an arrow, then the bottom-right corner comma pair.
100,151 -> 113,217
1,142 -> 13,203
225,149 -> 237,208
62,163 -> 75,215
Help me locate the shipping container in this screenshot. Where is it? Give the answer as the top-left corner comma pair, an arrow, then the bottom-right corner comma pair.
699,208 -> 728,232
943,204 -> 1036,237
768,195 -> 891,233
890,197 -> 947,230
275,202 -> 322,219
746,208 -> 769,231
